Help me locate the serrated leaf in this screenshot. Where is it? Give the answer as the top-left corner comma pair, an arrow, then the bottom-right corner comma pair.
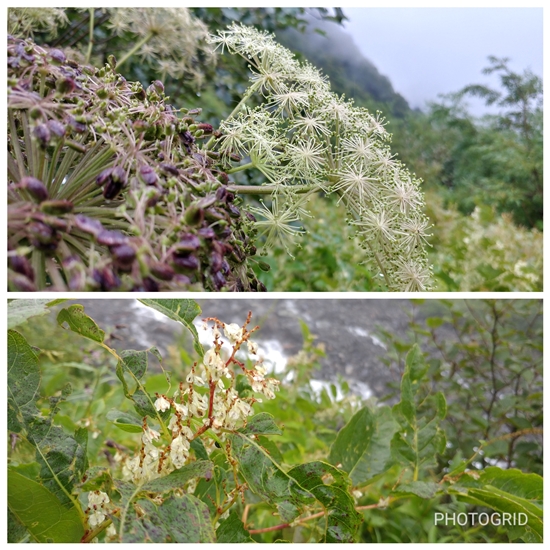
288,461 -> 362,543
57,305 -> 105,343
230,432 -> 314,522
121,494 -> 215,543
391,346 -> 447,476
138,299 -> 203,357
7,330 -> 40,433
8,469 -> 84,543
328,405 -> 396,485
142,460 -> 213,493
216,510 -> 254,543
106,409 -> 143,433
240,412 -> 282,435
8,299 -> 65,329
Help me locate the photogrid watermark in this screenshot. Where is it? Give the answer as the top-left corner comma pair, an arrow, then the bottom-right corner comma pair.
434,512 -> 528,527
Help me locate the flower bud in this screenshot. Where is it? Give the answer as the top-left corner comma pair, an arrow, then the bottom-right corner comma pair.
10,273 -> 36,291
97,229 -> 127,247
197,227 -> 215,240
47,119 -> 66,138
20,176 -> 48,202
74,215 -> 104,236
33,123 -> 51,147
49,49 -> 66,65
56,77 -> 76,95
174,233 -> 201,252
139,165 -> 157,186
172,253 -> 200,272
9,254 -> 34,280
112,244 -> 136,271
150,262 -> 175,281
40,199 -> 73,215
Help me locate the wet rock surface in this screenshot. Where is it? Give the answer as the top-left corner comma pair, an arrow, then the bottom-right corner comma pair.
68,298 -> 425,398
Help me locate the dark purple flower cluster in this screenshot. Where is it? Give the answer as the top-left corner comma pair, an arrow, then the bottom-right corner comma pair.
8,36 -> 264,292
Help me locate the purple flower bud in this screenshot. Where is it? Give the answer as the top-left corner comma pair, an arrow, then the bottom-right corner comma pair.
174,233 -> 201,252
227,204 -> 241,218
141,277 -> 160,292
111,166 -> 127,184
197,227 -> 215,239
10,273 -> 36,291
159,163 -> 179,176
97,229 -> 127,247
28,221 -> 59,250
20,176 -> 49,202
150,262 -> 175,281
152,80 -> 164,93
47,119 -> 66,137
139,165 -> 157,185
215,187 -> 227,202
92,267 -> 120,291
57,77 -> 76,95
9,254 -> 34,280
210,251 -> 223,273
33,123 -> 51,147
211,271 -> 226,290
245,211 -> 257,223
103,179 -> 124,200
172,253 -> 200,272
196,123 -> 213,135
49,49 -> 66,64
96,167 -> 113,187
66,115 -> 87,133
221,259 -> 231,275
74,215 -> 104,236
112,244 -> 136,271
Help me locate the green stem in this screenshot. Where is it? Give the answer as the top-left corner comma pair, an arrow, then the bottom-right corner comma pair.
228,184 -> 317,195
116,32 -> 154,69
226,162 -> 254,174
84,8 -> 95,64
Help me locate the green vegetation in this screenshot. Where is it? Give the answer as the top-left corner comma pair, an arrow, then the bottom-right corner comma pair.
8,299 -> 543,542
7,8 -> 542,291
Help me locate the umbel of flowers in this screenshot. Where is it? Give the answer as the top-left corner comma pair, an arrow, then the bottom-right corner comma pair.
121,314 -> 279,484
7,35 -> 262,291
207,24 -> 433,291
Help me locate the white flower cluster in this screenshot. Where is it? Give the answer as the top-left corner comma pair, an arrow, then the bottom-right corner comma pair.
122,315 -> 279,484
86,491 -> 115,536
208,24 -> 432,291
107,8 -> 215,85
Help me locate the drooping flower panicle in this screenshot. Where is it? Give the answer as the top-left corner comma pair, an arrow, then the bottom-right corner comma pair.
208,23 -> 433,291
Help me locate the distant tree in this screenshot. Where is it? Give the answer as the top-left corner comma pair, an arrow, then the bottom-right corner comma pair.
392,57 -> 542,229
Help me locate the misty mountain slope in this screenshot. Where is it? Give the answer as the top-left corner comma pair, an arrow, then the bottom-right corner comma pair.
276,18 -> 410,118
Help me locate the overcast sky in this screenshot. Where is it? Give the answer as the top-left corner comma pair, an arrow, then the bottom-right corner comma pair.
342,7 -> 543,116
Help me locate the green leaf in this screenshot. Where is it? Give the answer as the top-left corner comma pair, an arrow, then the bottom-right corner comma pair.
8,508 -> 28,543
106,409 -> 144,433
8,330 -> 88,508
138,299 -> 203,357
230,432 -> 314,522
391,345 -> 447,476
121,494 -> 215,543
141,460 -> 213,493
288,461 -> 362,543
7,329 -> 40,433
216,510 -> 254,543
57,304 -> 105,343
8,469 -> 84,543
394,481 -> 442,499
115,349 -> 163,420
448,467 -> 543,542
8,299 -> 65,329
240,412 -> 283,435
328,405 -> 396,485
